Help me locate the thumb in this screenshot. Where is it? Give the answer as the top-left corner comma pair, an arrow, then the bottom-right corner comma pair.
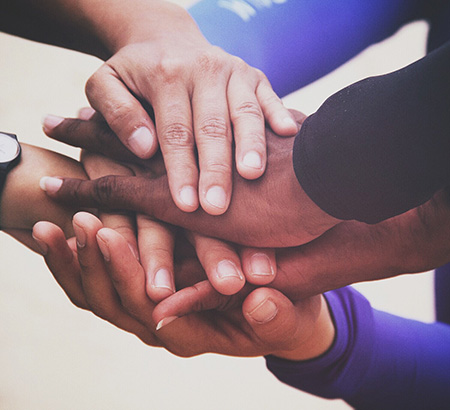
242,287 -> 305,353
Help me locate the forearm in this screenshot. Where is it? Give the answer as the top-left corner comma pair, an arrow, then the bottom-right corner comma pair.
0,144 -> 86,236
0,0 -> 202,59
266,287 -> 450,409
294,40 -> 450,223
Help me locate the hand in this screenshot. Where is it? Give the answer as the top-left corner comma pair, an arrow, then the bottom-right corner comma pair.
80,151 -> 277,298
42,1 -> 298,216
41,110 -> 341,247
156,188 -> 450,321
32,215 -> 334,361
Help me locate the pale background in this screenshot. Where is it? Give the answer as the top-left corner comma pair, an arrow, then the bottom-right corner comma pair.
0,1 -> 434,409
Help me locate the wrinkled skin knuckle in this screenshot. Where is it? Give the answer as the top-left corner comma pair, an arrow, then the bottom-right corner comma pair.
233,101 -> 263,120
198,117 -> 229,140
196,49 -> 224,75
105,101 -> 135,130
261,93 -> 282,108
90,176 -> 117,207
209,161 -> 232,177
162,122 -> 194,147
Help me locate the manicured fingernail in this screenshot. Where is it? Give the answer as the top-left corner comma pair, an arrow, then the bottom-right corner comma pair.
179,186 -> 197,208
128,127 -> 154,157
156,316 -> 178,331
96,233 -> 110,262
72,222 -> 86,248
32,234 -> 48,255
42,114 -> 64,133
248,298 -> 278,324
250,253 -> 274,276
39,176 -> 63,193
242,151 -> 262,169
205,186 -> 227,209
216,260 -> 243,280
153,268 -> 174,292
283,116 -> 298,129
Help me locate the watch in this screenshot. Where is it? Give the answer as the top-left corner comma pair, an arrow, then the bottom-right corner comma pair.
0,132 -> 21,196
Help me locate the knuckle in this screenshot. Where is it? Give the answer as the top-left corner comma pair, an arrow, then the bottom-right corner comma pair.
232,100 -> 263,121
104,101 -> 136,131
261,92 -> 282,108
87,176 -> 118,206
155,58 -> 183,84
197,117 -> 229,140
85,70 -> 101,94
202,160 -> 232,177
161,122 -> 194,147
196,49 -> 224,75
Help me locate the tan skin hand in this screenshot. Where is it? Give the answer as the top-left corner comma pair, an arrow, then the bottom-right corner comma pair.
0,144 -> 87,236
32,216 -> 335,361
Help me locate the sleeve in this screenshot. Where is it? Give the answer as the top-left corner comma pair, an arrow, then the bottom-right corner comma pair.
265,287 -> 450,409
188,0 -> 420,97
293,40 -> 450,223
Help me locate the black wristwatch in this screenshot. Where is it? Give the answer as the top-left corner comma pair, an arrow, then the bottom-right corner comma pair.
0,132 -> 21,197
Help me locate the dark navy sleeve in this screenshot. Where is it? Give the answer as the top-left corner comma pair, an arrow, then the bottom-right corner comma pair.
293,41 -> 450,223
189,0 -> 420,97
265,287 -> 450,409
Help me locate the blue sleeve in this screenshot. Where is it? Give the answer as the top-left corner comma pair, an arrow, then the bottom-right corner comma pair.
189,0 -> 421,97
265,287 -> 450,409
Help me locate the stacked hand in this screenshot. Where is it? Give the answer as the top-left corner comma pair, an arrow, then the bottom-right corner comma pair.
41,0 -> 298,216
41,110 -> 341,247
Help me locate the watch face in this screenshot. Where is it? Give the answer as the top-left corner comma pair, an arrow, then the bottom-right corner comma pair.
0,133 -> 20,162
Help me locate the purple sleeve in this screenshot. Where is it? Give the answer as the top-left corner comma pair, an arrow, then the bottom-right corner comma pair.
265,287 -> 450,409
293,41 -> 450,224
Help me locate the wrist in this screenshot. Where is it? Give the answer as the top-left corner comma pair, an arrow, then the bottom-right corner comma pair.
83,0 -> 205,56
0,144 -> 87,235
272,296 -> 335,361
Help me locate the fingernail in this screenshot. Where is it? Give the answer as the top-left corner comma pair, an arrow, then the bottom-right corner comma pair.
205,186 -> 227,210
250,253 -> 274,276
42,114 -> 64,133
283,116 -> 298,130
72,222 -> 86,248
128,127 -> 154,157
242,151 -> 262,169
127,243 -> 140,261
248,298 -> 278,324
156,316 -> 178,331
32,234 -> 48,255
96,233 -> 110,262
179,186 -> 197,208
153,268 -> 174,292
216,260 -> 243,280
39,176 -> 63,193
78,107 -> 96,120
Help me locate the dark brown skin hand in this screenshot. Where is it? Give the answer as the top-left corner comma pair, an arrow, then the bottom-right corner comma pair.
40,110 -> 341,247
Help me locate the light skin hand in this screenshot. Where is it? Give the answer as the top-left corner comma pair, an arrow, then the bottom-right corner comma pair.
41,110 -> 341,247
42,1 -> 298,216
32,217 -> 334,361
